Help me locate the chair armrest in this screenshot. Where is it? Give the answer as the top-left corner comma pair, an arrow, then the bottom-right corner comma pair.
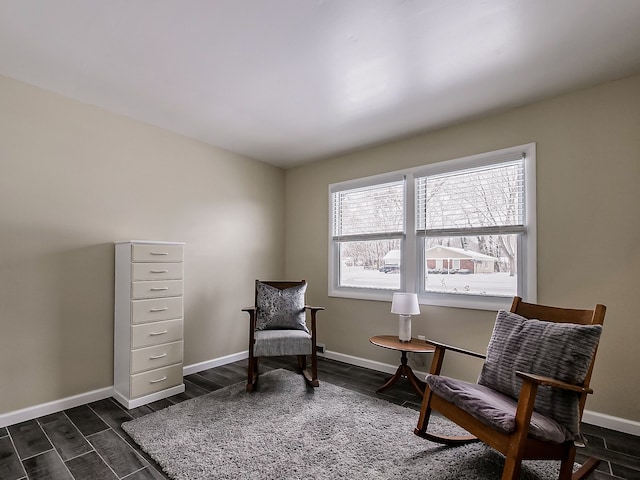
424,338 -> 486,360
305,305 -> 325,312
424,339 -> 485,377
516,371 -> 593,394
510,371 -> 592,440
241,306 -> 256,313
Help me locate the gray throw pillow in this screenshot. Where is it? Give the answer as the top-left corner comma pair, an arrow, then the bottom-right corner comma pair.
477,310 -> 602,440
256,281 -> 308,333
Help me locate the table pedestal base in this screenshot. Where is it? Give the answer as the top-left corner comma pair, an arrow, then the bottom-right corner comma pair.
376,350 -> 426,396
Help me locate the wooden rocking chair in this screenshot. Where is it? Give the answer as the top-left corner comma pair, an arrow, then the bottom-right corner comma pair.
242,280 -> 323,392
414,296 -> 606,480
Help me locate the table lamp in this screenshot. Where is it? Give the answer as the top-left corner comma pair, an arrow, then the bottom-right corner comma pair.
391,292 -> 420,342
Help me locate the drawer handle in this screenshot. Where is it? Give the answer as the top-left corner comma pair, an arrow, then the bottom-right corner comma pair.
150,287 -> 169,291
150,307 -> 169,312
150,252 -> 169,256
150,376 -> 167,384
150,269 -> 169,273
149,353 -> 167,360
149,330 -> 168,336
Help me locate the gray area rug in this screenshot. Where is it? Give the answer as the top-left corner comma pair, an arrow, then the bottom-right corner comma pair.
123,369 -> 569,479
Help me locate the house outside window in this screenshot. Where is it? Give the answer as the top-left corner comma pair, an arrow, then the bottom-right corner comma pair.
329,143 -> 536,310
330,175 -> 405,297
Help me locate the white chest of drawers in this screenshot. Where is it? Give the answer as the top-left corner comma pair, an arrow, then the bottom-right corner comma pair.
114,241 -> 186,409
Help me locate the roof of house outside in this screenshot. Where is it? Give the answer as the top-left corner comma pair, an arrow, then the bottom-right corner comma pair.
425,246 -> 496,261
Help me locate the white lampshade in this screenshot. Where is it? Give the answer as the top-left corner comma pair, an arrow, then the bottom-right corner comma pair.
391,293 -> 420,315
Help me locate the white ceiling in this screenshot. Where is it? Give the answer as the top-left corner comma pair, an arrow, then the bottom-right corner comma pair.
2,1 -> 640,168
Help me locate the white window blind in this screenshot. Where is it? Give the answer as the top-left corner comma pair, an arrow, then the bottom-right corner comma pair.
416,155 -> 525,237
332,180 -> 405,241
328,143 -> 535,309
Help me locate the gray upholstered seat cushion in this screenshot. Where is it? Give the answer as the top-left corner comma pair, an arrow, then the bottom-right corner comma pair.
426,374 -> 569,444
253,329 -> 312,357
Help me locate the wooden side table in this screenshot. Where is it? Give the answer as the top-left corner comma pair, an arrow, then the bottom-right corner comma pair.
369,335 -> 435,395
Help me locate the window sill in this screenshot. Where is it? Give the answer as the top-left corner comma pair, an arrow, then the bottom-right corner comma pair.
329,288 -> 516,311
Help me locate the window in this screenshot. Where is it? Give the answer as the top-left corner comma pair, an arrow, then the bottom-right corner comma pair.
330,176 -> 405,296
329,144 -> 536,310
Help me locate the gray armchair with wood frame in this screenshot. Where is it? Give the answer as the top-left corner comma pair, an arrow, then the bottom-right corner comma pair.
414,296 -> 606,480
242,280 -> 324,392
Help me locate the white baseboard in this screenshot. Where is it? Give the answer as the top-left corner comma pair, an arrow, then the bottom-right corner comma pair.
112,384 -> 186,410
183,350 -> 249,376
322,349 -> 430,379
0,386 -> 113,428
2,349 -> 638,438
0,351 -> 249,429
582,410 -> 640,437
322,349 -> 640,437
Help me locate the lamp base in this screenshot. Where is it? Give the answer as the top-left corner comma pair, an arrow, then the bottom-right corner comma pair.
398,314 -> 412,342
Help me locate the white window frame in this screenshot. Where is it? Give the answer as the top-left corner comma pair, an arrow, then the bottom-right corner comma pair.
328,143 -> 536,311
329,172 -> 407,301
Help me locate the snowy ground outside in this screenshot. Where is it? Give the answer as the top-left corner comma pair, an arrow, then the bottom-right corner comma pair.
340,266 -> 517,296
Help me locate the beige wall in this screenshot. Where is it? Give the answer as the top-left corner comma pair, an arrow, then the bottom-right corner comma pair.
2,70 -> 639,424
285,74 -> 640,422
0,75 -> 285,415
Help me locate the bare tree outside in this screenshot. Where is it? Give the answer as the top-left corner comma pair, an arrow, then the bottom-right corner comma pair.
419,160 -> 524,295
333,159 -> 525,296
334,181 -> 403,281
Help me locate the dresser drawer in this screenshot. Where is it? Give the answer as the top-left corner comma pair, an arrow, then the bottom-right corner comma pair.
130,341 -> 183,374
132,262 -> 183,281
132,244 -> 183,263
131,318 -> 183,349
132,280 -> 183,299
130,364 -> 183,398
131,297 -> 183,324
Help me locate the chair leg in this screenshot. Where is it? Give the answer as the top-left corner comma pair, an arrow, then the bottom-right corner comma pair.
415,346 -> 478,444
311,349 -> 319,386
501,456 -> 523,480
247,356 -> 259,392
300,353 -> 319,388
557,444 -> 577,480
502,380 -> 540,480
414,387 -> 435,438
414,388 -> 478,444
297,355 -> 307,373
571,456 -> 600,480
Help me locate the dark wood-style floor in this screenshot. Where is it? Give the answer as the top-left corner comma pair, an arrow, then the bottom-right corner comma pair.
1,356 -> 638,479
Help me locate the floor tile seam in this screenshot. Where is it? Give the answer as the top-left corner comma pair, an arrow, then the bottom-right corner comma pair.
400,400 -> 420,411
62,447 -> 100,463
66,444 -> 122,480
86,401 -> 154,474
183,376 -> 213,393
595,449 -> 640,468
88,402 -> 151,469
610,460 -> 640,472
8,419 -> 54,460
85,426 -> 113,440
87,428 -> 152,479
600,459 -> 614,476
27,425 -> 75,480
15,445 -> 55,462
3,429 -> 28,478
186,371 -> 224,391
87,399 -> 131,434
39,409 -> 95,459
120,465 -> 155,479
64,406 -> 111,437
608,448 -> 640,463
